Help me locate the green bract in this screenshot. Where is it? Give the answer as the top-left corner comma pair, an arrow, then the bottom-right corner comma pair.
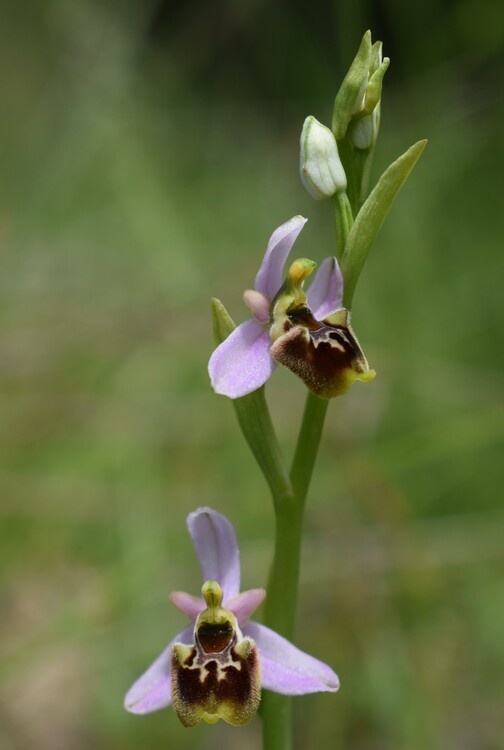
341,139 -> 428,308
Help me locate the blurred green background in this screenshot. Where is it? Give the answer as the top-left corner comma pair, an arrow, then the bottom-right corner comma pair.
1,1 -> 503,748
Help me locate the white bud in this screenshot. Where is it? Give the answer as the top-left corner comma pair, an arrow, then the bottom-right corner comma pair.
300,116 -> 347,200
351,106 -> 380,150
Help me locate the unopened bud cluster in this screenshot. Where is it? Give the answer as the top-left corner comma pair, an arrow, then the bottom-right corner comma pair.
300,30 -> 389,213
332,31 -> 389,150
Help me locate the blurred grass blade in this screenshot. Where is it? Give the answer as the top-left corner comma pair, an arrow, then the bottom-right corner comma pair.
341,139 -> 427,307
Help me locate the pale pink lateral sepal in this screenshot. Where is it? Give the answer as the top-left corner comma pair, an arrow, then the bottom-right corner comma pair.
124,624 -> 193,714
208,318 -> 276,399
245,621 -> 340,695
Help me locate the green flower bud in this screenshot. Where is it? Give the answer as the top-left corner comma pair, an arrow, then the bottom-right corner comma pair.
300,116 -> 347,200
332,32 -> 389,144
362,56 -> 389,116
332,31 -> 372,140
330,32 -> 390,212
350,108 -> 380,150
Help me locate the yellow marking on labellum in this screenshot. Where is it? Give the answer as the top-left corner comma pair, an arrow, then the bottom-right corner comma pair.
173,643 -> 195,666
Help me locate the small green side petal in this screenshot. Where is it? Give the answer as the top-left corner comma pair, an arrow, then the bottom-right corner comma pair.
341,139 -> 428,308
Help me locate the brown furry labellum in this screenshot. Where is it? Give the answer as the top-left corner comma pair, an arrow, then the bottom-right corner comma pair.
171,581 -> 261,727
270,305 -> 375,399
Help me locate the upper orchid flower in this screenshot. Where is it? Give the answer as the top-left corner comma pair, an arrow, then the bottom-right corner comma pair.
208,216 -> 375,400
124,507 -> 339,726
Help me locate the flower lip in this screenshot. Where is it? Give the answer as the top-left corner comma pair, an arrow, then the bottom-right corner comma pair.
270,304 -> 375,399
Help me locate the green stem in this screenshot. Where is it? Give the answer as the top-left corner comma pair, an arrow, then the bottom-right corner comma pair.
290,392 -> 330,505
232,388 -> 294,507
261,392 -> 329,750
260,502 -> 303,750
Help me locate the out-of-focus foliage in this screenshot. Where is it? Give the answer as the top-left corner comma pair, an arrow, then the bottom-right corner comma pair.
0,1 -> 503,748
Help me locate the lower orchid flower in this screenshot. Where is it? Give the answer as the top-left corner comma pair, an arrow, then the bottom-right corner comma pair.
208,216 -> 375,400
124,507 -> 339,726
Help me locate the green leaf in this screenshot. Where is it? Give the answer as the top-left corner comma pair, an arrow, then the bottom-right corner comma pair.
341,139 -> 428,307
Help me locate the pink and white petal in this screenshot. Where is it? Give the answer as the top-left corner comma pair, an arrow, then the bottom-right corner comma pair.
124,624 -> 193,714
244,622 -> 339,695
208,319 -> 276,399
306,256 -> 344,319
255,216 -> 307,300
169,591 -> 204,621
227,588 -> 266,626
187,507 -> 241,601
243,289 -> 270,324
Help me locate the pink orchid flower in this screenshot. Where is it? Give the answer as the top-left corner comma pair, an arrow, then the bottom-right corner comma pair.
125,507 -> 339,726
208,216 -> 345,399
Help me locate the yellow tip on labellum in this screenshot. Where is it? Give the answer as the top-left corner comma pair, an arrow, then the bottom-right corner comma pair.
356,368 -> 376,383
202,712 -> 221,725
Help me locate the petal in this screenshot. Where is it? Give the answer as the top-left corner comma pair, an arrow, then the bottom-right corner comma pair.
306,256 -> 344,319
244,621 -> 339,695
226,588 -> 266,626
124,624 -> 193,715
243,289 -> 270,324
169,591 -> 204,621
208,319 -> 276,399
254,216 -> 307,300
187,507 -> 241,601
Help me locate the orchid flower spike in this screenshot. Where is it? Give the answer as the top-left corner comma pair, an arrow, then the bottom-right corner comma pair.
208,216 -> 375,399
125,507 -> 339,726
